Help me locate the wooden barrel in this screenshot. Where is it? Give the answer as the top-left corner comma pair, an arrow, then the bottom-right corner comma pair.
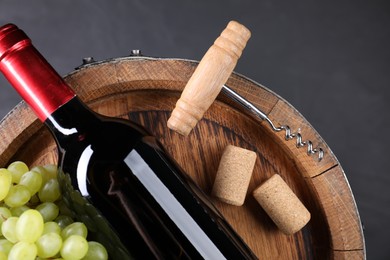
0,57 -> 365,259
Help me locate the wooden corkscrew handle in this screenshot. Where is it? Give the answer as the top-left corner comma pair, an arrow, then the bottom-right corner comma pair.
167,21 -> 251,136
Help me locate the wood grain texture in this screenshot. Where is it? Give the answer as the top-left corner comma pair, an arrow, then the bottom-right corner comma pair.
0,57 -> 365,259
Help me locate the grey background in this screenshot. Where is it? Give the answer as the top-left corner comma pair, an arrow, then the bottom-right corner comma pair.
0,1 -> 388,259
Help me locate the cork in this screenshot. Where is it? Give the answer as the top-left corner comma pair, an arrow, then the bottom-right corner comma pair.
212,145 -> 257,206
253,174 -> 311,235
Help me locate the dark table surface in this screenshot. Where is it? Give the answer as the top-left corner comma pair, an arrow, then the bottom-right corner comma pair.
1,1 -> 389,259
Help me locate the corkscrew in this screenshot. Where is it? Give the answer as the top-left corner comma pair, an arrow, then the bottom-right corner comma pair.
220,85 -> 324,162
167,21 -> 324,162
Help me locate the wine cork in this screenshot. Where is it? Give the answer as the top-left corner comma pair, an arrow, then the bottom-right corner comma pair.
167,21 -> 251,136
253,174 -> 311,235
212,145 -> 257,206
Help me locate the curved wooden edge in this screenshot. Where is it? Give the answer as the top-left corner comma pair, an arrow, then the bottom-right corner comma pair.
0,57 -> 365,257
65,58 -> 197,101
0,102 -> 41,166
312,166 -> 365,257
333,250 -> 366,259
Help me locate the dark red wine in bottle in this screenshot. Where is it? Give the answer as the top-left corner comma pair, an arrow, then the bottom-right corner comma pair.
0,24 -> 257,259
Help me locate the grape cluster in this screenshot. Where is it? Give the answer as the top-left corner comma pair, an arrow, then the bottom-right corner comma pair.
0,161 -> 108,260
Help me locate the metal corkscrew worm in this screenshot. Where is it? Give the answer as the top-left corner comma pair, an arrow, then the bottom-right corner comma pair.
220,85 -> 324,162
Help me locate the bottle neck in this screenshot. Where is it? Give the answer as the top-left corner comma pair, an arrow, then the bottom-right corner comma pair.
45,96 -> 98,137
0,24 -> 75,121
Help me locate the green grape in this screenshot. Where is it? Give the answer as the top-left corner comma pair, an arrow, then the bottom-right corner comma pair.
29,194 -> 40,205
9,205 -> 30,217
70,189 -> 87,205
42,221 -> 61,235
0,168 -> 12,201
60,235 -> 88,260
1,162 -> 109,260
0,251 -> 6,260
8,241 -> 37,260
79,214 -> 96,233
82,241 -> 108,260
30,164 -> 57,184
4,184 -> 31,207
0,238 -> 13,255
7,161 -> 29,184
29,166 -> 49,184
43,164 -> 58,179
0,206 -> 12,218
1,216 -> 19,243
36,202 -> 59,222
57,200 -> 75,218
15,209 -> 43,243
36,232 -> 62,258
55,215 -> 74,229
0,207 -> 12,234
38,178 -> 61,202
61,222 -> 88,240
19,170 -> 43,195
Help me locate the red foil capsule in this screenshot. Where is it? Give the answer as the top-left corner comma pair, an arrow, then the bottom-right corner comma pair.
0,24 -> 75,122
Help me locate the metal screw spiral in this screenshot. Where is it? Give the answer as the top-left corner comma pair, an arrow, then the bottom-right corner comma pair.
221,85 -> 324,162
277,125 -> 324,161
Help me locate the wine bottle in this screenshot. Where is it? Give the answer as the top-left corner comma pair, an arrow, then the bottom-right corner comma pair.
0,24 -> 257,259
